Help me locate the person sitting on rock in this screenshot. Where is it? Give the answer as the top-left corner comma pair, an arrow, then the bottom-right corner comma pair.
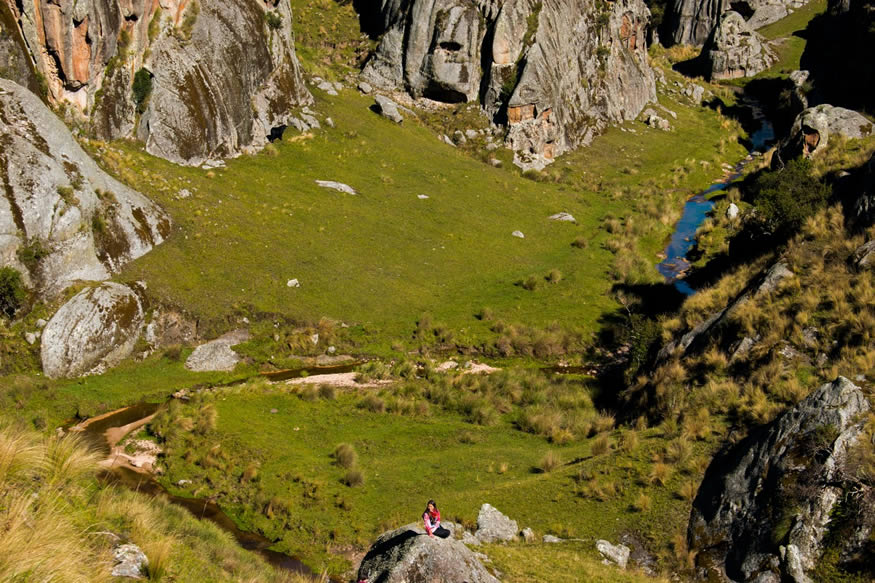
423,499 -> 450,538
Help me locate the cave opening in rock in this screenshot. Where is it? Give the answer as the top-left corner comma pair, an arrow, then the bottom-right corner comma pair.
439,41 -> 463,51
729,2 -> 756,20
423,85 -> 467,104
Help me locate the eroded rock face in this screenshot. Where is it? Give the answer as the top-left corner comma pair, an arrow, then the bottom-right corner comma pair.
474,503 -> 518,543
0,79 -> 170,298
668,0 -> 812,46
704,11 -> 776,80
0,1 -> 39,91
2,0 -> 311,165
362,0 -> 655,165
41,282 -> 144,378
357,523 -> 500,583
778,104 -> 874,161
689,377 -> 871,582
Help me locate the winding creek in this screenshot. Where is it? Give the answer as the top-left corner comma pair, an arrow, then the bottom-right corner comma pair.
68,364 -> 362,578
657,101 -> 776,295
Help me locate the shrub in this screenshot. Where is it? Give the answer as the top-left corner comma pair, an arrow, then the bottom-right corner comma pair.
749,158 -> 831,235
0,267 -> 26,318
264,10 -> 283,30
332,443 -> 357,469
132,68 -> 153,113
537,450 -> 562,473
17,239 -> 50,270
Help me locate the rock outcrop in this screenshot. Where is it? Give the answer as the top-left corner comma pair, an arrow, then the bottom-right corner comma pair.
2,0 -> 311,165
41,282 -> 144,378
473,503 -> 518,543
184,329 -> 249,372
361,0 -> 655,167
0,1 -> 39,91
357,523 -> 499,583
704,11 -> 776,80
777,104 -> 874,161
689,377 -> 871,582
668,0 -> 812,47
0,79 -> 170,298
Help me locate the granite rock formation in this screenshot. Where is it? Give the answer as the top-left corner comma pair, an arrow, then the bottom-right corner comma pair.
361,0 -> 656,168
689,377 -> 871,582
704,11 -> 777,80
1,0 -> 312,165
0,78 -> 170,298
41,282 -> 144,378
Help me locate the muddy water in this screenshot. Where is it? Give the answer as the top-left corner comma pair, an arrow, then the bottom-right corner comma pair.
657,102 -> 776,295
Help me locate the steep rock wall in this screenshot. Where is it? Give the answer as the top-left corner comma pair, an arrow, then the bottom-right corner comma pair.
669,0 -> 811,47
1,0 -> 312,165
362,0 -> 655,166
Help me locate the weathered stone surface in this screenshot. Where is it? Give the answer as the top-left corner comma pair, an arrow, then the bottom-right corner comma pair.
144,310 -> 197,348
704,12 -> 777,80
596,539 -> 631,568
362,0 -> 655,164
0,1 -> 39,91
315,180 -> 358,195
112,542 -> 148,578
41,282 -> 144,379
669,0 -> 727,46
185,329 -> 249,373
549,212 -> 576,223
852,240 -> 875,269
668,0 -> 812,46
689,377 -> 870,582
357,523 -> 499,583
474,503 -> 518,543
373,95 -> 404,123
0,79 -> 170,298
778,104 -> 874,161
3,0 -> 311,165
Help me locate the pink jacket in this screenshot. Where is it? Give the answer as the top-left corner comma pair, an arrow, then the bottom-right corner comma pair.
423,509 -> 440,535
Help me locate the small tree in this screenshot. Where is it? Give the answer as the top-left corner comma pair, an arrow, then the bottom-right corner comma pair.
0,267 -> 26,318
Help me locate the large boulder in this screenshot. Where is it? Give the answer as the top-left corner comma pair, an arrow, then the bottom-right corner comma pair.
777,104 -> 874,161
0,79 -> 170,298
689,377 -> 871,582
357,523 -> 500,583
361,0 -> 655,166
2,0 -> 311,165
704,11 -> 777,81
0,1 -> 39,91
41,282 -> 144,378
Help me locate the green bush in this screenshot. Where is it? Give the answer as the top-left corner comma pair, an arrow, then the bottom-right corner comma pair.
749,158 -> 831,235
0,267 -> 26,318
132,68 -> 153,113
264,11 -> 283,30
17,239 -> 49,271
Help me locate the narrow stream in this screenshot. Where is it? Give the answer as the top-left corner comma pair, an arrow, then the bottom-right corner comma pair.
657,102 -> 776,295
71,363 -> 360,578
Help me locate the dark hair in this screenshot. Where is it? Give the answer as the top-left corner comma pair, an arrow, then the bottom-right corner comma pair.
424,499 -> 438,514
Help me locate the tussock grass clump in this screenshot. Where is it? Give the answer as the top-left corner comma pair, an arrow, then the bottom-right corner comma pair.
546,269 -> 563,284
590,434 -> 611,456
358,394 -> 386,413
343,468 -> 365,487
649,462 -> 672,486
632,492 -> 652,512
332,443 -> 358,469
537,450 -> 562,473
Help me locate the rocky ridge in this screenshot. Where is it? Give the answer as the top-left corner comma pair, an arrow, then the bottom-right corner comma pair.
2,0 -> 312,165
703,11 -> 777,80
669,0 -> 812,47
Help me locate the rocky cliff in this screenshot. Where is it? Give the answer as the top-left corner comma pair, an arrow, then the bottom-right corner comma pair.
361,0 -> 656,168
669,0 -> 812,47
689,377 -> 871,582
0,78 -> 169,298
1,0 -> 312,165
